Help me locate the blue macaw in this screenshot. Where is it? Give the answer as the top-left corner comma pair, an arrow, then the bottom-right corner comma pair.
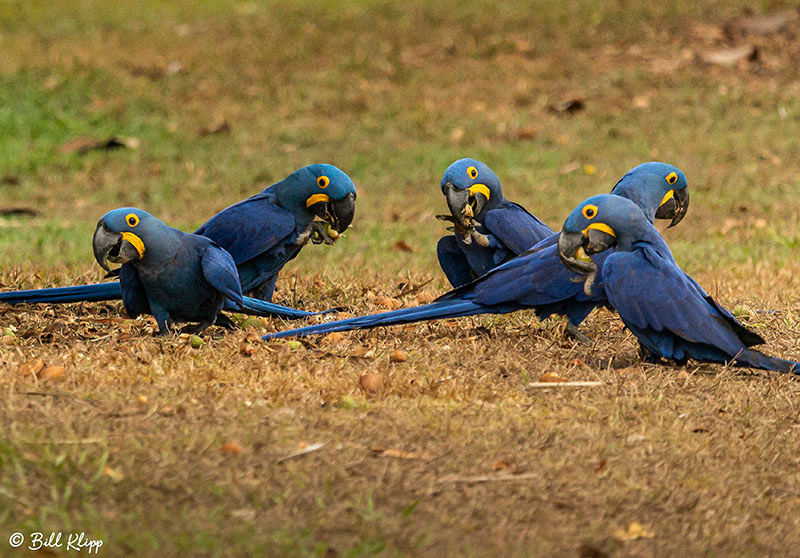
557,194 -> 798,373
436,158 -> 554,287
263,162 -> 689,340
92,207 -> 244,335
0,164 -> 356,319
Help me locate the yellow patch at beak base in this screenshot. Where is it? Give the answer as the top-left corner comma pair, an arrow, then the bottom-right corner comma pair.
659,189 -> 675,208
468,183 -> 490,200
575,246 -> 592,263
581,222 -> 616,238
121,232 -> 145,258
306,193 -> 330,208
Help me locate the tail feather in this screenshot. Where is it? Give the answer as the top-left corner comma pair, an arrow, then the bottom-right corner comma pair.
263,299 -> 502,340
227,296 -> 331,320
0,283 -> 331,320
0,283 -> 122,304
737,349 -> 800,375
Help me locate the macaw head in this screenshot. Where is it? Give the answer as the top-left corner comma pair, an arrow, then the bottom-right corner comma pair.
275,164 -> 357,238
557,194 -> 648,276
92,207 -> 166,272
440,158 -> 503,227
610,162 -> 689,227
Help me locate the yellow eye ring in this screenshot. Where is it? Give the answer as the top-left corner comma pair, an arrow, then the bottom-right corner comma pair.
125,213 -> 140,227
582,204 -> 598,220
666,171 -> 678,185
467,166 -> 478,179
317,176 -> 330,189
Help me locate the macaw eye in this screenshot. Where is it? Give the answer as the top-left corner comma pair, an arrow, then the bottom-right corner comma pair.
467,166 -> 478,179
582,204 -> 598,220
665,172 -> 678,185
317,176 -> 330,188
125,213 -> 140,227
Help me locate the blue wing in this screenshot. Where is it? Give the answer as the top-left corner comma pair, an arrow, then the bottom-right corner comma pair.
195,191 -> 296,266
201,244 -> 244,306
602,248 -> 763,359
483,201 -> 554,255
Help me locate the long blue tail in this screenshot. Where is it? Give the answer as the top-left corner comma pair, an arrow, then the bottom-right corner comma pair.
263,298 -> 516,340
0,282 -> 123,303
0,283 -> 328,320
738,349 -> 800,375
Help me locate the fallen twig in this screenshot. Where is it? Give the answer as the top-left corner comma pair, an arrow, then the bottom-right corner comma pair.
277,442 -> 325,463
528,381 -> 602,388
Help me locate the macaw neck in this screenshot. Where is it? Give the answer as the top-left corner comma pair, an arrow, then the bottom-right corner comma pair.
611,178 -> 667,224
139,226 -> 184,267
476,194 -> 505,220
617,219 -> 675,263
264,177 -> 314,228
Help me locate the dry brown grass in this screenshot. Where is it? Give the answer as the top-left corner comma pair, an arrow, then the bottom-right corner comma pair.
3,0 -> 800,555
2,264 -> 800,556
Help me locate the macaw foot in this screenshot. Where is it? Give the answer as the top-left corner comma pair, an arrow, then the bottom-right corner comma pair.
307,222 -> 338,245
214,314 -> 237,330
564,322 -> 592,344
638,345 -> 666,365
179,322 -> 212,335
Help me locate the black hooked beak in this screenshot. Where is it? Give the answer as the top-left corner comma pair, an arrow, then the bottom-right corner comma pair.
92,222 -> 143,272
655,188 -> 690,228
307,192 -> 356,238
443,182 -> 488,227
557,225 -> 617,275
330,192 -> 356,233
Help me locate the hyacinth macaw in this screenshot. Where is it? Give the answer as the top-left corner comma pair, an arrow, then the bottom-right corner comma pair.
263,162 -> 689,340
0,164 -> 356,319
436,158 -> 554,287
557,194 -> 798,373
92,207 -> 244,334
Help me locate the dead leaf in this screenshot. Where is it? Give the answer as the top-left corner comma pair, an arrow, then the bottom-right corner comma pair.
0,207 -> 37,217
222,441 -> 246,455
41,366 -> 65,381
389,349 -> 408,363
561,161 -> 581,175
359,373 -> 382,394
393,239 -> 414,252
323,332 -> 345,344
349,345 -> 375,358
702,45 -> 758,66
239,332 -> 260,356
199,118 -> 230,136
548,98 -> 585,114
102,464 -> 124,481
19,358 -> 45,376
58,136 -> 140,154
614,521 -> 654,541
539,372 -> 566,383
632,95 -> 651,109
517,126 -> 536,140
492,460 -> 511,471
375,296 -> 402,309
416,292 -> 436,304
137,395 -> 148,405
